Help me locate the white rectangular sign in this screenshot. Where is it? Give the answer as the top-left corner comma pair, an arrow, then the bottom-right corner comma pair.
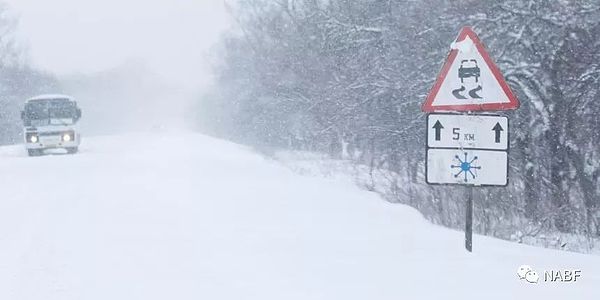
427,114 -> 508,150
426,149 -> 508,186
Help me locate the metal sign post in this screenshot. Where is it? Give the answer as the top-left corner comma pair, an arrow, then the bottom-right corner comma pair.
422,27 -> 520,252
465,186 -> 473,252
426,112 -> 508,252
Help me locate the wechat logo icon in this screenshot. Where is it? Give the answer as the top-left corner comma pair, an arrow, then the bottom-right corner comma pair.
517,265 -> 539,284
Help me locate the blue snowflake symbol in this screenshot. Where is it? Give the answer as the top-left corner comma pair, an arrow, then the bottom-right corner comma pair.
451,152 -> 481,182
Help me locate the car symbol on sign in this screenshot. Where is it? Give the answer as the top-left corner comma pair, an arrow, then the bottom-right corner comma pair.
458,59 -> 480,83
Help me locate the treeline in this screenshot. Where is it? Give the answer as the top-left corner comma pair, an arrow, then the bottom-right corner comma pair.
0,3 -> 59,145
199,0 -> 600,250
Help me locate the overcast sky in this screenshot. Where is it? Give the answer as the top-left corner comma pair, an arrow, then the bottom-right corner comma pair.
4,0 -> 231,89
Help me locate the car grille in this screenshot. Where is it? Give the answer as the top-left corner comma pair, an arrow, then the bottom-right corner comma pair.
38,132 -> 63,136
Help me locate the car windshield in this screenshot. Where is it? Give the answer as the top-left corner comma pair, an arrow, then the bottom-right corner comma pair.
24,99 -> 77,125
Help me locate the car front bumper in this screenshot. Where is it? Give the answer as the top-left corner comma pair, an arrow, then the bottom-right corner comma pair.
25,134 -> 80,150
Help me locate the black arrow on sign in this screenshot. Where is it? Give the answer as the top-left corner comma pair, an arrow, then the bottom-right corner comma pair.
433,120 -> 444,141
492,122 -> 504,143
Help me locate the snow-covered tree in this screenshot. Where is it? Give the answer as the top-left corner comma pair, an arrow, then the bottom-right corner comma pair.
200,0 -> 600,251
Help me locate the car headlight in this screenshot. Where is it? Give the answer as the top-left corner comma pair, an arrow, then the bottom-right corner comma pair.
62,133 -> 73,142
26,133 -> 38,143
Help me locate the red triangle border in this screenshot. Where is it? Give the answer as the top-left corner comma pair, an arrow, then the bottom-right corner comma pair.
421,27 -> 520,112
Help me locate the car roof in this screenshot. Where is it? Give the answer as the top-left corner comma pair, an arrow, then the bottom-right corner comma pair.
26,94 -> 75,102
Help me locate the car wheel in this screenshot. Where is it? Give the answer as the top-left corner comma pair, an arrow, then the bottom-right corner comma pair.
66,147 -> 78,154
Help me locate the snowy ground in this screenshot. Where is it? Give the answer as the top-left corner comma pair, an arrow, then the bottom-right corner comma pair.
0,132 -> 599,299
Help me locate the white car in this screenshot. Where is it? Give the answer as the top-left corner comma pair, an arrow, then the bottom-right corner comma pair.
21,94 -> 82,156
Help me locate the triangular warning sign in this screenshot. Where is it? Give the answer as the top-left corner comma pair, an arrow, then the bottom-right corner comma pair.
422,27 -> 519,112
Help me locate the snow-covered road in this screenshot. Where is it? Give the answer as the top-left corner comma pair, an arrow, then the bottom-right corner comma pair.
0,133 -> 598,299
